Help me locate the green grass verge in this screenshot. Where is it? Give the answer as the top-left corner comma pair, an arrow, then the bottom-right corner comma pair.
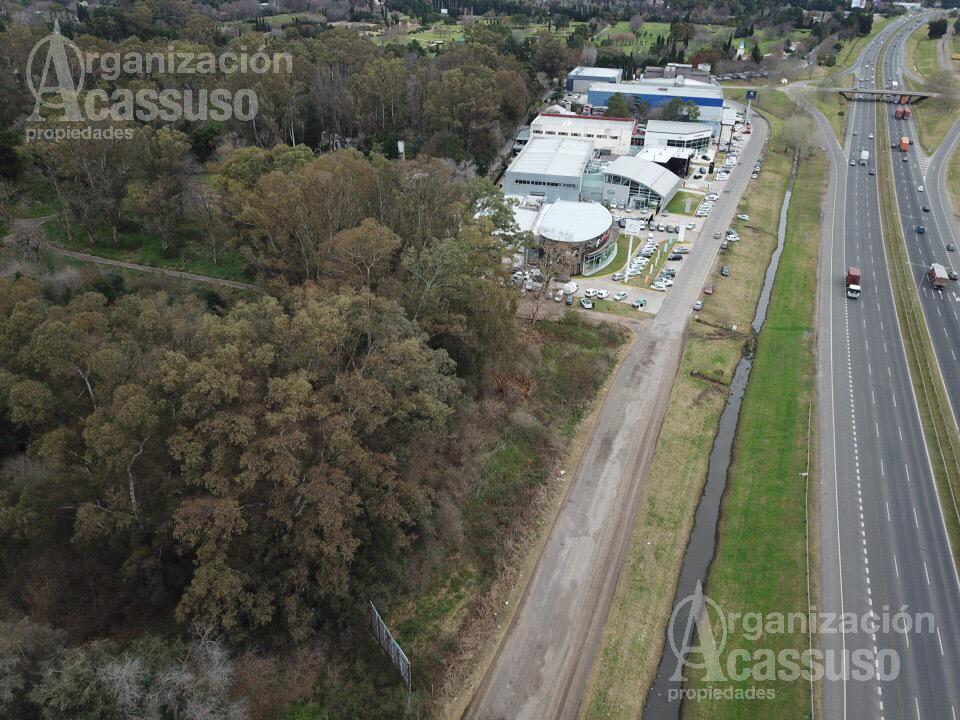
684,153 -> 824,720
905,23 -> 955,151
667,191 -> 703,215
837,16 -> 895,73
581,105 -> 795,719
875,97 -> 960,573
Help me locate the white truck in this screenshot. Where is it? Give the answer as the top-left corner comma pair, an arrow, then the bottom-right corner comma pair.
859,149 -> 870,166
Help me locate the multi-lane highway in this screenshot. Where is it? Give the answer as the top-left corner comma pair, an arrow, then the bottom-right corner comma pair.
817,16 -> 960,720
881,21 -> 960,427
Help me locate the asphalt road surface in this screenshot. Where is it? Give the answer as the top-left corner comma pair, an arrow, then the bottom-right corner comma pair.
461,115 -> 770,720
816,15 -> 960,720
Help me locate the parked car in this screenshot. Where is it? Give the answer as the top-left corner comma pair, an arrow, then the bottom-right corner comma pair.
565,294 -> 574,305
612,272 -> 625,282
580,297 -> 593,309
737,214 -> 750,221
595,289 -> 609,299
613,291 -> 628,301
632,297 -> 647,309
584,288 -> 597,297
693,300 -> 703,311
651,282 -> 666,291
721,265 -> 731,277
554,289 -> 564,302
686,222 -> 696,230
668,253 -> 684,261
703,285 -> 714,295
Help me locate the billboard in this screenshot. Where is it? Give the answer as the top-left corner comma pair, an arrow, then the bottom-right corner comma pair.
369,601 -> 412,690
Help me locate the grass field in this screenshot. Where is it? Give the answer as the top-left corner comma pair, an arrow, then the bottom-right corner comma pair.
683,150 -> 823,720
581,101 -> 797,719
595,20 -> 726,56
950,144 -> 960,223
905,23 -> 955,151
667,191 -> 703,215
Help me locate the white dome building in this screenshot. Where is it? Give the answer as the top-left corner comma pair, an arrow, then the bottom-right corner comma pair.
533,200 -> 615,276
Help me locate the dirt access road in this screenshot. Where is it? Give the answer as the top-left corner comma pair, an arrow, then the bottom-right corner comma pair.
461,114 -> 770,720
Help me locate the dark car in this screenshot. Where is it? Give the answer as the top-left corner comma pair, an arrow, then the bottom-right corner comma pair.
922,205 -> 930,212
668,253 -> 684,261
720,265 -> 731,277
948,244 -> 958,252
917,225 -> 926,234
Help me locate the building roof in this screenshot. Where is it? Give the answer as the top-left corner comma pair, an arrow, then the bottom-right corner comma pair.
536,201 -> 612,243
568,66 -> 623,81
507,138 -> 594,178
645,119 -> 713,137
533,113 -> 635,132
602,156 -> 682,197
588,82 -> 723,103
635,146 -> 694,164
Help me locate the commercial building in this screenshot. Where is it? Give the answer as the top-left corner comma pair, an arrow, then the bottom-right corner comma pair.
594,155 -> 682,210
502,137 -> 594,202
587,77 -> 726,135
530,111 -> 636,155
535,200 -> 616,276
641,119 -> 713,152
642,63 -> 713,84
565,66 -> 624,93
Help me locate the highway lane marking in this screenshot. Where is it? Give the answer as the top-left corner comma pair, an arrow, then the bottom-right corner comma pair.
886,501 -> 891,521
893,552 -> 899,577
938,626 -> 945,656
924,561 -> 931,585
914,505 -> 920,527
916,696 -> 921,720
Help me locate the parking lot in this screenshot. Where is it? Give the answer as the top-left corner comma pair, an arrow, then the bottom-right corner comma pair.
559,128 -> 761,317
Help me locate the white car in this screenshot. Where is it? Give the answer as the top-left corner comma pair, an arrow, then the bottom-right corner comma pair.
706,193 -> 719,200
651,282 -> 666,292
716,173 -> 729,181
662,278 -> 674,288
595,289 -> 609,300
868,133 -> 874,139
737,214 -> 750,221
580,297 -> 593,309
613,291 -> 628,301
612,272 -> 625,282
584,288 -> 597,298
686,222 -> 696,230
918,185 -> 925,192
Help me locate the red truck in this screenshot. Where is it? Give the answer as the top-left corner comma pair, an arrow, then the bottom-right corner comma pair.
847,267 -> 862,299
899,136 -> 911,152
904,106 -> 912,118
895,106 -> 905,119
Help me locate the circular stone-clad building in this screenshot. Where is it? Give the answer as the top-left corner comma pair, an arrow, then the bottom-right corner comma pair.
535,200 -> 615,276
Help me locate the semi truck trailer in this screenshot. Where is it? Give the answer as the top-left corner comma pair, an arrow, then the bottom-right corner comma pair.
847,267 -> 862,299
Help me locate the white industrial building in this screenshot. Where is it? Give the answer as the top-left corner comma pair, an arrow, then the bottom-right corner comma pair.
529,111 -> 636,155
565,66 -> 624,93
642,119 -> 713,151
502,137 -> 594,202
597,156 -> 682,210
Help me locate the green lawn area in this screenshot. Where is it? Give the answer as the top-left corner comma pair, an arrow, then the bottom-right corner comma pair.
595,21 -> 726,56
582,98 -> 797,720
667,191 -> 702,214
590,298 -> 648,317
685,153 -> 825,720
950,144 -> 960,224
44,219 -> 250,282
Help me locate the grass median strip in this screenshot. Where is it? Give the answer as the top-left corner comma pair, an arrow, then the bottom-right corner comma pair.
876,98 -> 960,569
683,152 -> 824,720
905,23 -> 954,151
581,102 -> 794,720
